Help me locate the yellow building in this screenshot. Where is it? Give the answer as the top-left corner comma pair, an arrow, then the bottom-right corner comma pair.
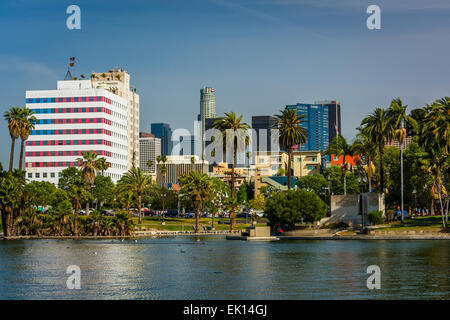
292,151 -> 322,177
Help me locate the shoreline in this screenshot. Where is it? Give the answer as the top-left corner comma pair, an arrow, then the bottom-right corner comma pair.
0,230 -> 241,240
2,232 -> 450,241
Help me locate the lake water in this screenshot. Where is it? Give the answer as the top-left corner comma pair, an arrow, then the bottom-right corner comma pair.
0,236 -> 449,299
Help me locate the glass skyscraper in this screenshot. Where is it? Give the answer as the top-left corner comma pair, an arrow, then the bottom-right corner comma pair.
285,103 -> 330,152
151,123 -> 173,156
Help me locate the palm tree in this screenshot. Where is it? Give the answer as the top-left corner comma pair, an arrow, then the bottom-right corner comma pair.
360,108 -> 394,195
117,167 -> 152,224
95,157 -> 109,176
387,98 -> 418,222
421,98 -> 450,226
4,107 -> 23,172
273,109 -> 308,190
18,107 -> 37,171
352,129 -> 377,192
77,151 -> 98,215
146,159 -> 154,173
325,135 -> 355,195
213,112 -> 250,196
179,171 -> 212,234
68,180 -> 90,236
190,156 -> 195,173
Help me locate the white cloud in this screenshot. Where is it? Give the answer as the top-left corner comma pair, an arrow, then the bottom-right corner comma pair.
0,55 -> 58,78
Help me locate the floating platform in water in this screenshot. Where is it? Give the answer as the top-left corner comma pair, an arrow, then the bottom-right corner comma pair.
226,235 -> 279,241
226,226 -> 279,241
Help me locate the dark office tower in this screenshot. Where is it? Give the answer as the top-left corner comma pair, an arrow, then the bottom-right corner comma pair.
252,116 -> 277,151
315,100 -> 341,142
151,123 -> 173,156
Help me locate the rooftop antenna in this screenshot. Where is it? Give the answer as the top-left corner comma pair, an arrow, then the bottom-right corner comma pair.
64,57 -> 75,80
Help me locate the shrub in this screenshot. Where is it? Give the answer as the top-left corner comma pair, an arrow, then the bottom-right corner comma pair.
368,210 -> 383,225
265,189 -> 327,229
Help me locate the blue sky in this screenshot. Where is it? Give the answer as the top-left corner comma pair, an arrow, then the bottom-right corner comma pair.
0,0 -> 449,167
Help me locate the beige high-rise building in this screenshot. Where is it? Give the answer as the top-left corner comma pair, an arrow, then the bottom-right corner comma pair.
91,68 -> 140,170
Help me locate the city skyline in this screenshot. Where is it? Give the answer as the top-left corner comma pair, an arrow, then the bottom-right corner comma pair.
1,0 -> 450,167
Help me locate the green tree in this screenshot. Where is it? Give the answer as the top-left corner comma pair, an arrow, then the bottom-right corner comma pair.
296,174 -> 328,200
213,112 -> 251,197
360,107 -> 394,194
4,107 -> 23,172
58,167 -> 83,191
95,157 -> 109,176
77,151 -> 98,216
248,193 -> 266,225
67,180 -> 91,236
92,175 -> 115,210
117,167 -> 152,224
387,97 -> 418,222
273,109 -> 308,190
324,135 -> 356,195
18,107 -> 37,170
265,189 -> 327,230
179,171 -> 212,233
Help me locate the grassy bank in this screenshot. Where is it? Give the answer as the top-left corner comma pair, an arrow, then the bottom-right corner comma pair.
133,217 -> 268,231
375,216 -> 447,231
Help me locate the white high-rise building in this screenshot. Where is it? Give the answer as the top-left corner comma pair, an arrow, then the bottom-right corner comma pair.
25,79 -> 129,184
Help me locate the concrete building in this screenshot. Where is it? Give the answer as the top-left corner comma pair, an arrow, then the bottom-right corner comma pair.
25,79 -> 129,184
139,132 -> 161,175
156,155 -> 208,187
151,123 -> 173,157
91,68 -> 140,169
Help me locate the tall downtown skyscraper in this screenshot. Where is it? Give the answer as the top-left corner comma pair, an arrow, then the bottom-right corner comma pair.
151,123 -> 173,156
91,68 -> 140,169
198,87 -> 217,157
25,79 -> 129,184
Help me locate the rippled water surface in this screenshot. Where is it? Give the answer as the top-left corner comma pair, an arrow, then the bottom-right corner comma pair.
0,236 -> 449,299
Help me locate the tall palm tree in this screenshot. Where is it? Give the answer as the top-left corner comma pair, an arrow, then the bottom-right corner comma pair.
179,171 -> 212,233
213,112 -> 250,196
325,135 -> 355,195
77,151 -> 98,215
117,167 -> 152,224
360,108 -> 394,195
18,107 -> 37,171
421,98 -> 450,226
387,97 -> 418,222
95,157 -> 109,176
272,109 -> 308,190
4,107 -> 23,172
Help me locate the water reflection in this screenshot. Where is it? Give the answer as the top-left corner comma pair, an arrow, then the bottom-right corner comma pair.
0,237 -> 449,299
